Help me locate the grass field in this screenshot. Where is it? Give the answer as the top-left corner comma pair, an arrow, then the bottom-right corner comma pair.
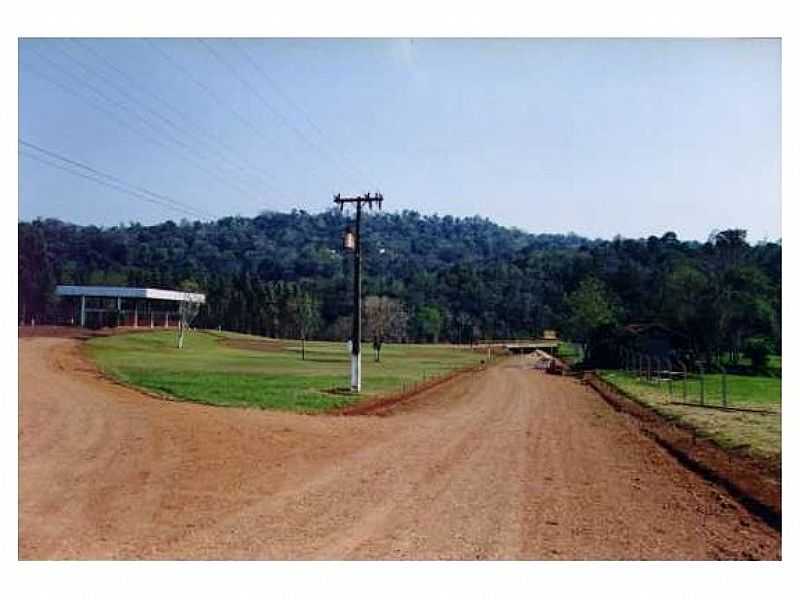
86,330 -> 484,412
723,354 -> 782,375
599,369 -> 781,458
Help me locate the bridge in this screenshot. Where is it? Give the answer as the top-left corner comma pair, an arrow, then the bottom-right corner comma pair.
474,338 -> 560,354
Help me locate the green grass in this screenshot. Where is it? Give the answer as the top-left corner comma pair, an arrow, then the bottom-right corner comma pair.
723,353 -> 782,375
599,369 -> 781,458
557,341 -> 583,365
86,330 -> 483,412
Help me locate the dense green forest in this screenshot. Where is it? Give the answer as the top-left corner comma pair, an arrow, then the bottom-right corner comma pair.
18,210 -> 780,367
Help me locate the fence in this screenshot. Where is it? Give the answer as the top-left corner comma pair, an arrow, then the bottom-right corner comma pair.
19,310 -> 181,330
617,346 -> 731,409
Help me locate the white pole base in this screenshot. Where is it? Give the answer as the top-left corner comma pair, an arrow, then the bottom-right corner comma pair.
351,351 -> 362,392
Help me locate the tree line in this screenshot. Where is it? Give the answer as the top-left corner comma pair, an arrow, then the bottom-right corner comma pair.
18,211 -> 780,368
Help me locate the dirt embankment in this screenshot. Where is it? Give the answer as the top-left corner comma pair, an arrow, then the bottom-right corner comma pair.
583,372 -> 781,530
18,326 -> 93,339
19,337 -> 780,560
333,362 -> 488,416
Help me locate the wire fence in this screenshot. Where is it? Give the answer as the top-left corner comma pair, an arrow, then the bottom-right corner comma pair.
617,347 -> 731,409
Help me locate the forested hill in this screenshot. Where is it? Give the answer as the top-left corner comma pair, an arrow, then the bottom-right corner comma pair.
19,210 -> 780,364
18,210 -> 592,332
20,209 -> 591,282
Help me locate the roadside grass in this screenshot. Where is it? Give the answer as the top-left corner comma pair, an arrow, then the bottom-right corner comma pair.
86,330 -> 483,412
599,369 -> 781,459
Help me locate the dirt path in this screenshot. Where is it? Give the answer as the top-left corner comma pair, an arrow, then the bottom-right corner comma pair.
19,338 -> 780,559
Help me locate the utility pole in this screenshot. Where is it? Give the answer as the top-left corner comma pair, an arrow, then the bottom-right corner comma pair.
335,192 -> 383,392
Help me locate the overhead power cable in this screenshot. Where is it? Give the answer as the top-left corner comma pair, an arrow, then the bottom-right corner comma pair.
233,40 -> 377,190
144,38 -> 319,207
198,39 -> 363,191
20,151 -> 209,221
20,139 -> 216,220
24,46 -> 264,206
68,39 -> 284,198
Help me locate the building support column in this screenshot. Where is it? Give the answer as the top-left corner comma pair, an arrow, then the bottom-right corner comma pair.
133,302 -> 138,328
80,296 -> 86,328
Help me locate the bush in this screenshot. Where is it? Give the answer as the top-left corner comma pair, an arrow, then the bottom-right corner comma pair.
743,337 -> 773,370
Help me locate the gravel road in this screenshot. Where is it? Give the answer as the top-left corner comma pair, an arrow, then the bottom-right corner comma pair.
19,337 -> 780,559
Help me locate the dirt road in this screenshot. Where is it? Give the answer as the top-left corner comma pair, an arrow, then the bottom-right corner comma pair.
19,337 -> 780,559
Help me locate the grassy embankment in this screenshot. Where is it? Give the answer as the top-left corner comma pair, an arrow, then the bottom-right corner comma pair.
86,330 -> 484,412
598,369 -> 781,459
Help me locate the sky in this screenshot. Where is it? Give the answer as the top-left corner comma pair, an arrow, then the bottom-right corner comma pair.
18,38 -> 780,241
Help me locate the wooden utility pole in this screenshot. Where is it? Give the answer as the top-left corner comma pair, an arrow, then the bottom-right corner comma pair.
334,192 -> 383,392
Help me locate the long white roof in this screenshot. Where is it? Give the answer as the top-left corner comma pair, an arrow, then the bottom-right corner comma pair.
55,285 -> 205,304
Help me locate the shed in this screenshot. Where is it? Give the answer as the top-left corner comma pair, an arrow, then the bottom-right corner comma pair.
55,285 -> 205,329
619,323 -> 688,358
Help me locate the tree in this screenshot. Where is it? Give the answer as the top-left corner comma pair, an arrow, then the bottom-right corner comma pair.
18,224 -> 56,324
16,215 -> 781,360
363,296 -> 409,361
743,337 -> 772,371
565,276 -> 619,362
288,291 -> 321,360
415,305 -> 443,343
177,280 -> 202,350
328,315 -> 353,342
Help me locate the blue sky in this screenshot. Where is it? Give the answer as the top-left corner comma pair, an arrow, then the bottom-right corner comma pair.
18,38 -> 780,241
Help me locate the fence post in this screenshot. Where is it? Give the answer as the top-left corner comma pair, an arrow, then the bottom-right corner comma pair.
678,360 -> 687,401
666,358 -> 673,398
646,355 -> 652,383
721,365 -> 728,408
654,356 -> 662,386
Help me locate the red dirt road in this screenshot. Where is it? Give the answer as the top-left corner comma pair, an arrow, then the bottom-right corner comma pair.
19,337 -> 780,560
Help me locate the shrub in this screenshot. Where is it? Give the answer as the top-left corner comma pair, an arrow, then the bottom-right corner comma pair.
743,337 -> 773,370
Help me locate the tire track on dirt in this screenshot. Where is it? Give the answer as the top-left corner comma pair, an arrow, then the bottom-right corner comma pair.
315,368 -> 525,559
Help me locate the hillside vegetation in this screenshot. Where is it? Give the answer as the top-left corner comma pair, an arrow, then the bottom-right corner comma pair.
20,211 -> 780,366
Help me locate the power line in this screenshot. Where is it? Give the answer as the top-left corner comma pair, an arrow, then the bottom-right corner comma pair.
20,150 -> 210,221
144,39 -> 317,208
144,39 -> 291,157
20,139 -> 216,220
20,138 -> 210,217
21,59 -> 173,154
20,60 -> 234,215
68,39 -> 284,198
233,40 -> 377,190
198,39 -> 363,191
25,46 -> 265,206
